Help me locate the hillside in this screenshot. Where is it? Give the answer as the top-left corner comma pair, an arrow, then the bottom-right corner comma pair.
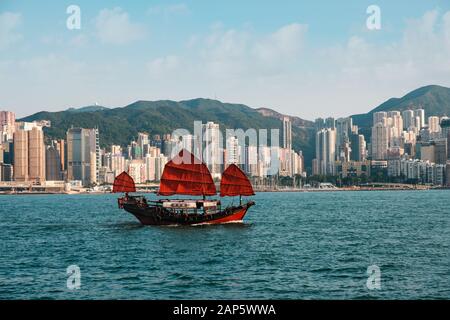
20,99 -> 316,167
352,85 -> 450,133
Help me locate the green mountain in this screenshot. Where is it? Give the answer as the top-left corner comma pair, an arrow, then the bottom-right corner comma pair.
20,85 -> 449,171
352,85 -> 450,139
19,98 -> 316,167
66,105 -> 109,113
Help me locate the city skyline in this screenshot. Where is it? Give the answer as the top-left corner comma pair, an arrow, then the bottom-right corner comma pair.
1,1 -> 450,119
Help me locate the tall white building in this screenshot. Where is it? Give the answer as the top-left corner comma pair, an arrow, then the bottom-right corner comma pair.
402,110 -> 415,130
371,122 -> 389,160
428,116 -> 441,133
373,112 -> 387,126
315,128 -> 336,175
245,145 -> 258,177
202,122 -> 222,178
110,145 -> 125,177
415,109 -> 425,129
225,136 -> 241,166
0,111 -> 15,142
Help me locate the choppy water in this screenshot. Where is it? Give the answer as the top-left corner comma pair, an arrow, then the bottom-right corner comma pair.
0,190 -> 449,300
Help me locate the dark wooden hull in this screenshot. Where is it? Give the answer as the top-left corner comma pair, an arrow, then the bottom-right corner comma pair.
122,201 -> 255,226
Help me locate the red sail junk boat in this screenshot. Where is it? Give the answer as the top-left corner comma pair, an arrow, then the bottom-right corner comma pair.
113,149 -> 255,226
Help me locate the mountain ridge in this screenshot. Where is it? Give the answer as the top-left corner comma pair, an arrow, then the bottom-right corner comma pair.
18,85 -> 450,171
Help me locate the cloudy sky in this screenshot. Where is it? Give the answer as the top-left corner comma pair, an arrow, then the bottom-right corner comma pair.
1,0 -> 450,119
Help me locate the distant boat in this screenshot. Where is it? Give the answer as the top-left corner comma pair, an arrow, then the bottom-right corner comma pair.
113,149 -> 255,226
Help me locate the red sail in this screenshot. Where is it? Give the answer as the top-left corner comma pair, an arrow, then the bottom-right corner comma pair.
113,171 -> 136,193
158,149 -> 216,196
220,164 -> 255,197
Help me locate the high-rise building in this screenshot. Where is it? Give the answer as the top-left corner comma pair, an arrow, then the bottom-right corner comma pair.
137,133 -> 149,158
245,145 -> 258,177
13,129 -> 28,181
371,122 -> 389,160
336,117 -> 352,156
402,110 -> 415,130
441,119 -> 450,160
225,136 -> 240,166
67,128 -> 99,186
45,143 -> 62,181
202,122 -> 222,178
420,143 -> 435,163
350,133 -> 366,161
13,124 -> 46,183
282,117 -> 292,175
282,117 -> 292,150
110,145 -> 126,177
0,163 -> 13,181
28,127 -> 46,182
415,109 -> 425,129
144,153 -> 168,181
314,118 -> 325,131
325,117 -> 336,129
127,159 -> 146,183
434,139 -> 447,165
428,116 -> 441,133
54,139 -> 66,172
387,111 -> 403,140
315,128 -> 336,175
373,112 -> 387,126
0,111 -> 15,142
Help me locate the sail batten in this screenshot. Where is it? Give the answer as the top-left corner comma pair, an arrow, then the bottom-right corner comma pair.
158,149 -> 216,196
220,164 -> 255,197
113,171 -> 136,193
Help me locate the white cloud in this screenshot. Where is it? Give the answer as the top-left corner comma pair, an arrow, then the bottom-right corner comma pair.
142,11 -> 450,119
254,23 -> 308,63
147,55 -> 180,76
0,12 -> 22,50
95,7 -> 145,45
198,23 -> 308,79
147,3 -> 190,17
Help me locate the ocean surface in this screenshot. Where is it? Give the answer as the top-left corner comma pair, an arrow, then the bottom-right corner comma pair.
0,190 -> 449,300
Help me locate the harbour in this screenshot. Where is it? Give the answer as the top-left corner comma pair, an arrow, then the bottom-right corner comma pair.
1,190 -> 449,299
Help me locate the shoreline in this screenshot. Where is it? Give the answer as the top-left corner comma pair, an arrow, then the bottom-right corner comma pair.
1,186 -> 449,195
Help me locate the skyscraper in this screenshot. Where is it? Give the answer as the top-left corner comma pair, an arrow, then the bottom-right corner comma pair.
402,110 -> 415,130
282,117 -> 292,150
325,117 -> 336,129
315,128 -> 336,175
67,128 -> 99,186
371,122 -> 389,160
350,133 -> 366,161
28,127 -> 46,182
0,111 -> 15,142
428,116 -> 441,133
336,117 -> 353,154
202,122 -> 222,178
55,139 -> 66,172
415,109 -> 425,129
137,133 -> 149,158
46,143 -> 62,181
373,112 -> 387,126
225,136 -> 240,166
13,123 -> 46,183
13,129 -> 28,182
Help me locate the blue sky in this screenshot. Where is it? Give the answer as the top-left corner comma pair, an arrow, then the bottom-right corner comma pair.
1,0 -> 450,119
